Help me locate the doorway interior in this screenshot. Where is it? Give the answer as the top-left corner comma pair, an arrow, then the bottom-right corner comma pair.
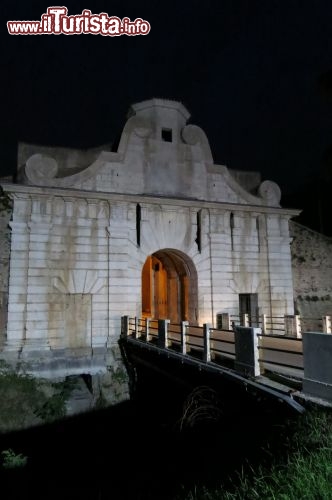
141,249 -> 198,324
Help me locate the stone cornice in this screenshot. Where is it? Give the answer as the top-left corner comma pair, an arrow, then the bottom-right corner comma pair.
131,98 -> 191,121
0,182 -> 302,217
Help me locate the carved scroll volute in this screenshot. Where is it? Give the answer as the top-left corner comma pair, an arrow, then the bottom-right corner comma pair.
25,154 -> 58,186
181,124 -> 213,165
258,180 -> 281,207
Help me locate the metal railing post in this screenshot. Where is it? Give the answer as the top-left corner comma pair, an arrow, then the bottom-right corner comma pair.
203,323 -> 212,363
222,313 -> 231,330
257,331 -> 265,374
261,314 -> 267,334
285,315 -> 301,338
146,317 -> 152,342
134,317 -> 139,339
296,315 -> 302,337
158,319 -> 170,348
322,316 -> 332,334
181,321 -> 189,355
241,313 -> 249,327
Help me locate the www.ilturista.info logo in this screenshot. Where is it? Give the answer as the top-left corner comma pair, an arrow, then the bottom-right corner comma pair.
7,6 -> 151,36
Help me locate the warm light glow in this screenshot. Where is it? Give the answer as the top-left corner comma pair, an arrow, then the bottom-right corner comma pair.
141,250 -> 198,324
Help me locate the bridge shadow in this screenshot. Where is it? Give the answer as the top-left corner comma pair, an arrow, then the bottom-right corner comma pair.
0,374 -> 300,500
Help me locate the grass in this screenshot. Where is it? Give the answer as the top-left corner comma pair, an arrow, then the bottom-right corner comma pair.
178,408 -> 332,500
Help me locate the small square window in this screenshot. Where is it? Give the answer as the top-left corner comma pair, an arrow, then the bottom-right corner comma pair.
161,128 -> 172,142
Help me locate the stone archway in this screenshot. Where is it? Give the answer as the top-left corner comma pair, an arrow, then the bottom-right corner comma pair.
142,249 -> 198,324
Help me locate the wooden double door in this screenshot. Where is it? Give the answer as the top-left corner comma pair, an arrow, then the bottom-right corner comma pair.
142,254 -> 191,324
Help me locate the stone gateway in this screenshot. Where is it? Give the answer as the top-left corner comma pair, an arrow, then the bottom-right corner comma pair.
0,98 -> 300,378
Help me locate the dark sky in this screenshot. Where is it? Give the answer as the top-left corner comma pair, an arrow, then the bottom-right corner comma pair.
2,1 -> 332,229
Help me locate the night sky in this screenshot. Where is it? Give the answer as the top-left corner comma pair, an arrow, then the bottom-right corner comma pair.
2,1 -> 332,233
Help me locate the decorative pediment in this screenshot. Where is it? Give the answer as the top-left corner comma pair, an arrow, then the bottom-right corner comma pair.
18,98 -> 282,208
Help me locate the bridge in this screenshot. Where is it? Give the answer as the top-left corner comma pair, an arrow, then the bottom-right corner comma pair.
120,316 -> 332,414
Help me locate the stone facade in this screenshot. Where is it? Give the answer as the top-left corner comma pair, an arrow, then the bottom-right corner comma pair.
290,221 -> 332,318
0,98 -> 299,378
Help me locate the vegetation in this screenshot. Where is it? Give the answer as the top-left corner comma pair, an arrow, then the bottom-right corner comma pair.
35,377 -> 77,422
111,366 -> 128,384
178,408 -> 332,499
1,449 -> 27,469
0,361 -> 44,430
0,360 -> 75,431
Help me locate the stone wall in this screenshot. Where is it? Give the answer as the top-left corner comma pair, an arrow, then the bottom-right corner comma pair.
2,186 -> 296,363
290,221 -> 332,318
0,192 -> 12,344
5,193 -> 110,365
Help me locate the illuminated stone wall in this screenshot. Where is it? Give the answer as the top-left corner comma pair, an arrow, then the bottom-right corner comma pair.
0,99 -> 298,376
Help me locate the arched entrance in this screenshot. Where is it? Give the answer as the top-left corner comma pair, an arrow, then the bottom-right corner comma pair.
141,249 -> 198,324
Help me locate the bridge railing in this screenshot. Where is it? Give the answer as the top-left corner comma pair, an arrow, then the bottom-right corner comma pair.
122,316 -> 332,404
226,313 -> 332,336
123,317 -> 236,362
210,328 -> 235,360
122,316 -> 306,377
257,333 -> 303,376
